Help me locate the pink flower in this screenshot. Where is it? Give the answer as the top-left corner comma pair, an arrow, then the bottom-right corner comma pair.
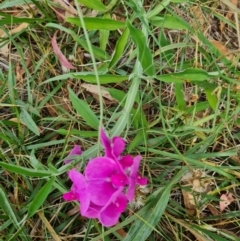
126,155 -> 148,201
63,128 -> 147,227
64,145 -> 81,164
85,157 -> 129,206
100,128 -> 126,159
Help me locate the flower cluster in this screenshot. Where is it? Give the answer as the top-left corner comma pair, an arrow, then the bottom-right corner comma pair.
63,129 -> 147,227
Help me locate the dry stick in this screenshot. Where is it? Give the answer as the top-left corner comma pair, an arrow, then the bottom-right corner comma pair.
38,211 -> 62,241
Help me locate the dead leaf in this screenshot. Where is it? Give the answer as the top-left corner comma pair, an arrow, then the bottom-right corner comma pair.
181,169 -> 211,193
15,62 -> 25,84
52,0 -> 77,15
0,22 -> 29,57
182,189 -> 196,215
81,83 -> 116,102
219,193 -> 234,212
190,5 -> 206,31
220,0 -> 238,32
10,22 -> 29,35
38,212 -> 62,241
52,0 -> 77,22
52,32 -> 76,70
210,40 -> 233,60
180,170 -> 212,215
116,226 -> 127,238
66,206 -> 79,216
207,204 -> 219,216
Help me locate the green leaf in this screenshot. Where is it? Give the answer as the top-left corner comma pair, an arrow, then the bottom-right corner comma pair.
205,88 -> 218,111
0,162 -> 52,177
67,17 -> 125,30
0,14 -> 48,24
107,88 -> 126,102
77,0 -> 107,12
109,28 -> 129,68
175,83 -> 186,110
158,31 -> 174,64
150,15 -> 190,30
20,108 -> 40,136
128,129 -> 146,152
27,177 -> 55,218
100,13 -> 111,50
0,188 -> 20,229
46,23 -> 110,60
156,68 -> 211,83
127,21 -> 155,76
56,129 -> 98,137
73,74 -> 129,84
68,87 -> 99,129
146,0 -> 171,18
124,170 -> 184,241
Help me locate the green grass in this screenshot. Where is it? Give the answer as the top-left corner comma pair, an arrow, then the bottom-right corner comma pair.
1,0 -> 240,240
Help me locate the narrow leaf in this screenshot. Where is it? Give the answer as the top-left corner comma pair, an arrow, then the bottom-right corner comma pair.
127,21 -> 155,76
67,17 -> 125,30
109,28 -> 129,68
146,0 -> 171,18
0,188 -> 20,228
20,108 -> 40,136
205,88 -> 218,111
0,162 -> 52,177
124,190 -> 170,241
156,68 -> 211,83
27,177 -> 55,218
175,83 -> 186,110
73,74 -> 128,84
46,23 -> 110,60
100,13 -> 111,50
51,32 -> 75,69
150,15 -> 190,30
77,0 -> 107,12
123,170 -> 185,241
68,87 -> 99,129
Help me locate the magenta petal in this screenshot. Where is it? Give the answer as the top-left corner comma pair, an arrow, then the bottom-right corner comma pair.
130,155 -> 142,177
126,179 -> 135,201
112,137 -> 125,158
126,155 -> 142,201
69,145 -> 82,156
85,157 -> 117,180
68,169 -> 86,190
83,202 -> 102,218
114,192 -> 128,212
99,202 -> 122,227
79,190 -> 91,215
120,155 -> 133,169
87,181 -> 116,206
63,190 -> 78,201
100,128 -> 112,157
111,173 -> 129,187
65,145 -> 82,164
137,176 -> 148,185
99,189 -> 127,227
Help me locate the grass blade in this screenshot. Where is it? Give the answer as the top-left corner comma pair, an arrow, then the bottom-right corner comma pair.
123,170 -> 185,241
27,177 -> 55,218
67,17 -> 125,30
0,163 -> 52,177
68,87 -> 99,129
127,21 -> 155,76
77,0 -> 107,12
20,108 -> 40,136
0,188 -> 20,229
